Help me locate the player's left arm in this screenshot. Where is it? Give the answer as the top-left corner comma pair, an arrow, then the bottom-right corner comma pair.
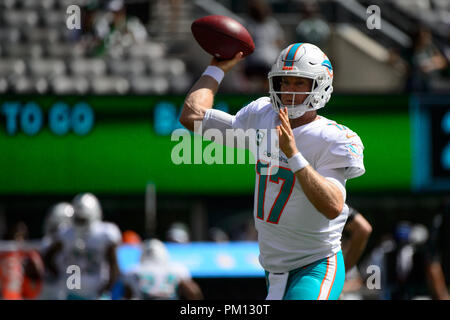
343,212 -> 372,271
277,107 -> 344,220
101,243 -> 120,294
42,241 -> 63,276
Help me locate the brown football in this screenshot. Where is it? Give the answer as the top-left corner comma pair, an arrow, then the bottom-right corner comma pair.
191,15 -> 255,60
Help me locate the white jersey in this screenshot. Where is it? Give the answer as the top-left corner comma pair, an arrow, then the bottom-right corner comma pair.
203,97 -> 365,273
38,232 -> 69,300
57,221 -> 121,299
125,260 -> 191,299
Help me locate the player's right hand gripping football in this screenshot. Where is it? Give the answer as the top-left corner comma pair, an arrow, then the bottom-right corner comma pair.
211,51 -> 244,73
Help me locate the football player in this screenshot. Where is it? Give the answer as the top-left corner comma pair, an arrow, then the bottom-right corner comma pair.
180,43 -> 365,300
39,202 -> 74,300
342,206 -> 373,272
123,239 -> 203,300
43,193 -> 121,300
340,205 -> 372,300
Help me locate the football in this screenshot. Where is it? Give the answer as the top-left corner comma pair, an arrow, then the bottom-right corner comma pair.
191,15 -> 255,60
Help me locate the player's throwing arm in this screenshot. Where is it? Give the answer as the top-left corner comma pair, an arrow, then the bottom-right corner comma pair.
181,15 -> 252,132
180,53 -> 244,132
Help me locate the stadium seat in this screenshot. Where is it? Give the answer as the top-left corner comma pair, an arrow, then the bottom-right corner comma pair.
107,59 -> 146,77
3,10 -> 39,27
44,9 -> 67,27
21,0 -> 55,10
148,59 -> 171,76
91,76 -> 130,94
0,28 -> 21,43
21,0 -> 40,9
70,59 -> 106,77
165,58 -> 186,77
51,75 -> 89,94
0,59 -> 26,77
26,28 -> 60,43
168,73 -> 192,94
11,76 -> 48,94
130,76 -> 169,94
46,43 -> 84,58
12,77 -> 34,93
0,78 -> 8,93
0,0 -> 17,9
105,45 -> 128,60
59,0 -> 88,8
29,59 -> 66,77
128,42 -> 166,59
5,44 -> 43,58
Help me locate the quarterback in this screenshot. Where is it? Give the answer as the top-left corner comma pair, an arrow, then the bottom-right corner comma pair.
180,43 -> 365,300
43,193 -> 121,300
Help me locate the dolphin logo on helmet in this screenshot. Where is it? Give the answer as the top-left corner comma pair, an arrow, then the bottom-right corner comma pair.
268,43 -> 334,119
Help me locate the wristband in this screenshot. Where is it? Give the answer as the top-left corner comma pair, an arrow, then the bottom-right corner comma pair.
288,152 -> 309,173
202,66 -> 225,84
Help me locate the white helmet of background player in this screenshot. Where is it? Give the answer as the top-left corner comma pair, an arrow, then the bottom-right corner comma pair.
268,43 -> 334,119
72,192 -> 102,228
44,202 -> 74,235
140,239 -> 170,264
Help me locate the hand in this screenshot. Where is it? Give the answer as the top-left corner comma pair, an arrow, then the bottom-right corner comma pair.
276,107 -> 299,159
210,51 -> 244,73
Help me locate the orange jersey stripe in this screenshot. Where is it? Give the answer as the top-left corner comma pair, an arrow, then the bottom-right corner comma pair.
317,257 -> 330,299
326,255 -> 338,299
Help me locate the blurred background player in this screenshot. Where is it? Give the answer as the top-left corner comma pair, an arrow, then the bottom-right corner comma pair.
0,222 -> 44,300
39,202 -> 74,300
340,205 -> 372,300
123,238 -> 203,300
165,222 -> 191,244
383,221 -> 426,299
421,199 -> 450,300
43,193 -> 121,300
342,205 -> 373,272
361,220 -> 431,300
110,229 -> 142,300
74,0 -> 148,57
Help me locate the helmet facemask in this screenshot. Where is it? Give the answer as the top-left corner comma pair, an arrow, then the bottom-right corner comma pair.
269,73 -> 332,119
268,43 -> 334,119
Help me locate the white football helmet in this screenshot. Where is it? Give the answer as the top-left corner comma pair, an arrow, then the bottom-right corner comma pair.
268,42 -> 334,119
140,239 -> 170,264
44,202 -> 74,235
72,192 -> 102,227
